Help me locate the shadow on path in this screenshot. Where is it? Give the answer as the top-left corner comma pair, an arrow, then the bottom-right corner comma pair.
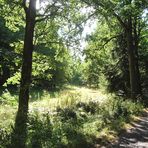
112,110 -> 148,148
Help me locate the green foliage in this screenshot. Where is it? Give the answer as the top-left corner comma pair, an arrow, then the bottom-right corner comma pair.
83,21 -> 119,89
0,128 -> 11,147
80,0 -> 148,99
27,114 -> 52,148
70,60 -> 86,85
0,89 -> 17,105
0,0 -> 76,90
32,46 -> 72,89
0,16 -> 20,87
4,72 -> 21,86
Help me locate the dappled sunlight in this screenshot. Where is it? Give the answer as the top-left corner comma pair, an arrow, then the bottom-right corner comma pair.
113,110 -> 148,147
0,105 -> 17,128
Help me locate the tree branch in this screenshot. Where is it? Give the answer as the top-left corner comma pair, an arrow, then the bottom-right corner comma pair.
82,0 -> 127,29
99,35 -> 120,49
35,1 -> 58,23
35,7 -> 60,23
112,12 -> 127,29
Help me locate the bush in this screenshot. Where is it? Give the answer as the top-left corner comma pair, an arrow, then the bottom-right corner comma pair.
0,128 -> 11,147
56,107 -> 77,121
27,113 -> 52,147
0,89 -> 17,105
76,101 -> 99,114
26,111 -> 89,148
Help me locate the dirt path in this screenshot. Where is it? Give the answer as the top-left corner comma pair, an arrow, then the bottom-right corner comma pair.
113,110 -> 148,148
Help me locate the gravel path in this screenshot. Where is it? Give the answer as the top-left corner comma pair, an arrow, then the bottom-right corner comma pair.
114,110 -> 148,148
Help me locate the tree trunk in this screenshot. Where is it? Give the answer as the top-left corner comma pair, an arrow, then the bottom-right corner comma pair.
11,0 -> 36,147
119,32 -> 130,95
126,17 -> 141,99
133,18 -> 142,95
145,60 -> 148,77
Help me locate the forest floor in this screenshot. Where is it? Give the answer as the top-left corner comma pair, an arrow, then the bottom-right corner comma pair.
0,85 -> 147,147
112,109 -> 148,148
0,85 -> 109,127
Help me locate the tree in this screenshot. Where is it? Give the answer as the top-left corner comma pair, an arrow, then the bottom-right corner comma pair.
81,0 -> 148,99
11,0 -> 37,147
11,0 -> 79,146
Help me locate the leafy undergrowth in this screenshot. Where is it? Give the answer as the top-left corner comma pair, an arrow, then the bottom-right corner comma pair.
0,86 -> 144,147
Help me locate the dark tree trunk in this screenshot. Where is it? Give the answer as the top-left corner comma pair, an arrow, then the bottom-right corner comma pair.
11,0 -> 36,147
145,60 -> 148,76
133,17 -> 142,95
119,32 -> 130,95
126,17 -> 141,99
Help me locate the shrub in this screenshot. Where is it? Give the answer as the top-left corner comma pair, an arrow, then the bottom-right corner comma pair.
0,89 -> 17,105
56,107 -> 77,121
27,113 -> 52,148
0,128 -> 11,147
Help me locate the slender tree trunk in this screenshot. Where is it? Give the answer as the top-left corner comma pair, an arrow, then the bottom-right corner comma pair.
11,0 -> 36,147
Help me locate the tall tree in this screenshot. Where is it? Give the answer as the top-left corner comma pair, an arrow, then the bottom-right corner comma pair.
11,0 -> 37,147
81,0 -> 147,99
11,0 -> 78,146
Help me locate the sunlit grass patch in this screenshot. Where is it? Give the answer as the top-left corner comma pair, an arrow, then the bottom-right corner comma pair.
29,85 -> 109,112
0,105 -> 17,128
0,89 -> 18,106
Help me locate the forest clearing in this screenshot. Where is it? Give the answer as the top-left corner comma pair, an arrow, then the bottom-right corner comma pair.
0,0 -> 148,147
0,86 -> 146,147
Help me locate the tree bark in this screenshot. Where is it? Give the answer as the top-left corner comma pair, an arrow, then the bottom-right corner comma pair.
133,17 -> 142,95
126,17 -> 141,99
11,0 -> 36,147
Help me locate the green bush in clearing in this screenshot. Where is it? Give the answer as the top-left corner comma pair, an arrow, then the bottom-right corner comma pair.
0,89 -> 17,105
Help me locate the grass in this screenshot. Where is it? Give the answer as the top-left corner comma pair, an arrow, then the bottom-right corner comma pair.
0,85 -> 144,147
0,105 -> 17,129
29,85 -> 109,112
0,85 -> 108,127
